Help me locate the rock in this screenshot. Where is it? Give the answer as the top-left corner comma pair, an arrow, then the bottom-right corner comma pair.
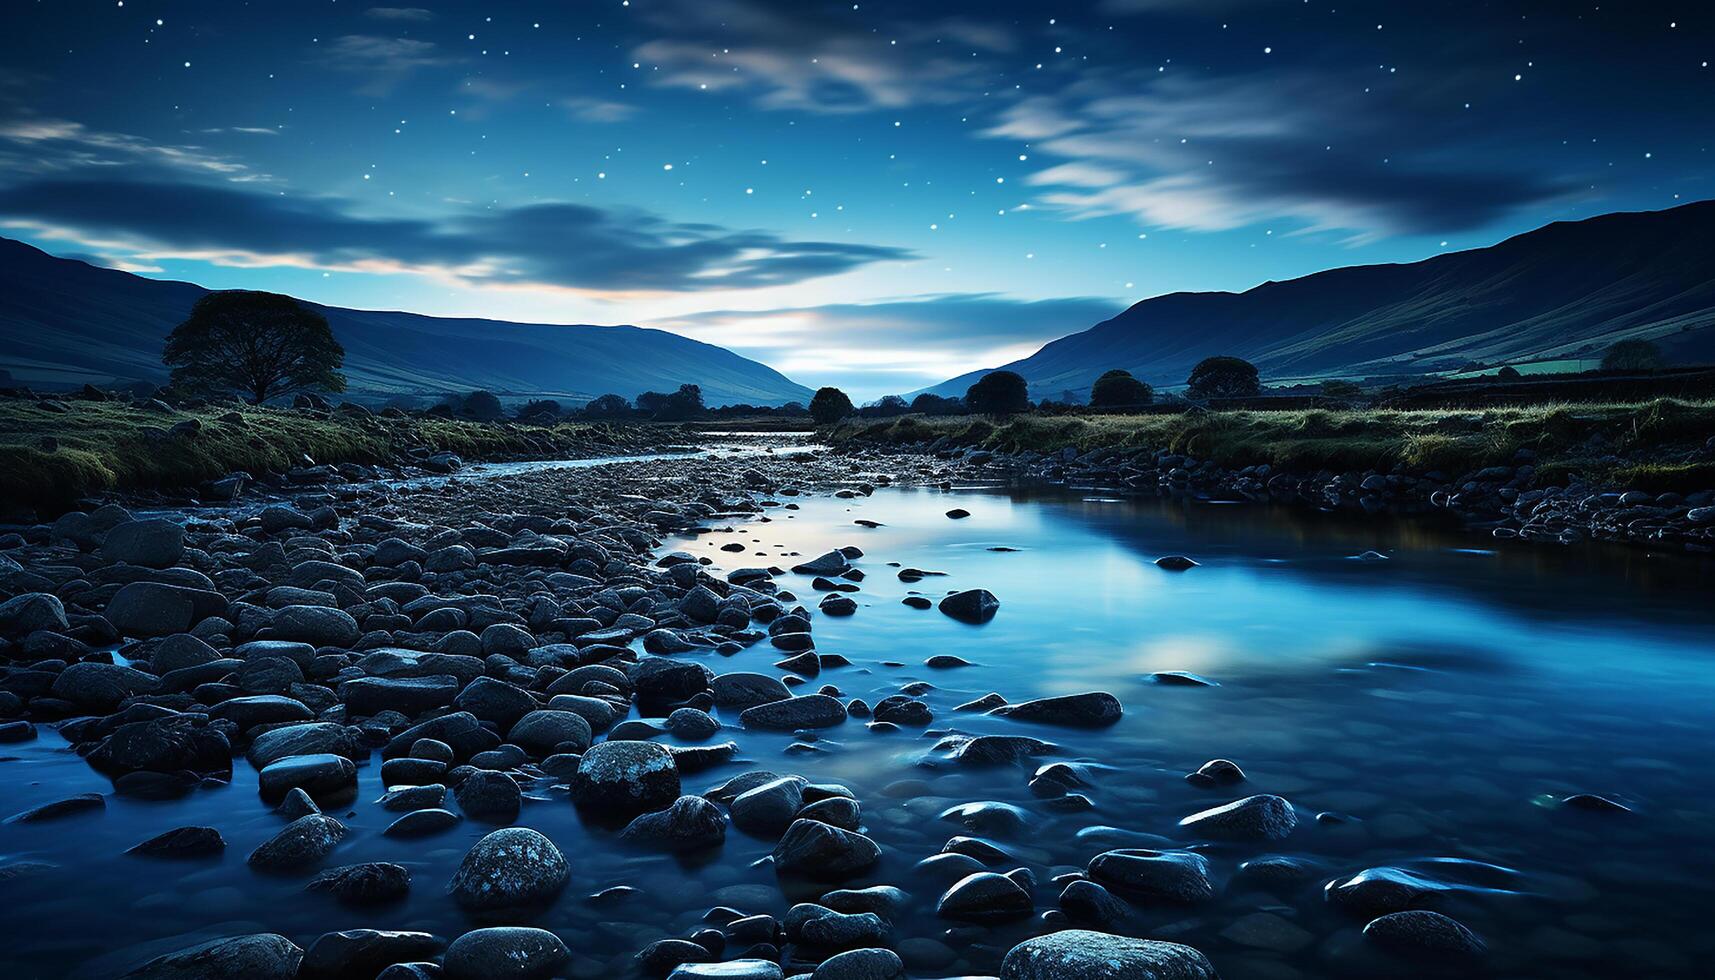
1363,910 -> 1487,959
307,862 -> 411,904
385,808 -> 461,838
247,814 -> 346,872
106,582 -> 224,638
1219,911 -> 1315,953
1058,878 -> 1131,930
51,661 -> 159,709
812,948 -> 905,980
257,753 -> 357,803
123,934 -> 303,980
343,676 -> 460,718
668,962 -> 785,980
508,709 -> 593,756
571,740 -> 680,819
787,904 -> 888,949
100,518 -> 185,568
1087,849 -> 1213,903
455,769 -> 523,822
208,694 -> 314,729
732,776 -> 807,836
792,551 -> 850,575
936,871 -> 1032,921
666,706 -> 720,740
271,605 -> 360,648
1185,758 -> 1245,788
1155,556 -> 1200,571
299,929 -> 442,980
127,826 -> 226,858
937,589 -> 999,624
1323,860 -> 1523,916
740,694 -> 847,730
711,671 -> 792,710
449,827 -> 569,910
1562,793 -> 1632,813
376,785 -> 447,811
0,592 -> 69,638
619,794 -> 727,851
443,927 -> 570,980
5,793 -> 105,824
1001,931 -> 1216,980
773,819 -> 881,878
638,938 -> 712,975
247,722 -> 357,768
1178,794 -> 1297,841
89,716 -> 231,778
991,691 -> 1121,728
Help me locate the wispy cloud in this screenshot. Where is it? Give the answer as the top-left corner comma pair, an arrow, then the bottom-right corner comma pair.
987,70 -> 1571,241
632,0 -> 1012,114
0,176 -> 914,295
560,96 -> 639,123
365,7 -> 436,22
319,35 -> 457,95
0,117 -> 267,181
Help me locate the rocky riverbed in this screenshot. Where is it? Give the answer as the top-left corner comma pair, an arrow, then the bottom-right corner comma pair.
1,439 -> 1712,979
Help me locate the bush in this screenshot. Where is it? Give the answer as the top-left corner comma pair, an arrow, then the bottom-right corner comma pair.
517,399 -> 561,421
809,387 -> 855,424
1089,369 -> 1153,410
1186,357 -> 1261,399
582,393 -> 632,419
636,384 -> 704,420
460,390 -> 505,421
1601,339 -> 1665,372
965,371 -> 1030,416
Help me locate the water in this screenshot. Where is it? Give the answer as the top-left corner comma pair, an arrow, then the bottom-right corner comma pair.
3,482 -> 1713,977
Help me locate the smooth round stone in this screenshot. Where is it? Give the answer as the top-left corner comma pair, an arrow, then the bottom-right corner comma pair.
812,948 -> 905,980
123,933 -> 303,980
384,808 -> 461,838
570,740 -> 680,819
306,862 -> 411,904
257,753 -> 357,804
667,961 -> 785,979
443,927 -> 570,979
246,814 -> 346,872
1363,910 -> 1487,959
448,828 -> 568,910
1178,794 -> 1297,841
999,930 -> 1217,979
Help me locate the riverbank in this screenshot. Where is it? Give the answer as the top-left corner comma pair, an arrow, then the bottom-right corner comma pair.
0,396 -> 688,516
826,401 -> 1715,552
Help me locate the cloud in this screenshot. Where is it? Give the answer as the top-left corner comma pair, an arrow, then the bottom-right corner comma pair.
651,293 -> 1122,398
0,117 -> 267,181
0,176 -> 913,294
365,6 -> 436,21
560,97 -> 639,123
319,35 -> 457,95
632,0 -> 1013,113
989,70 -> 1571,241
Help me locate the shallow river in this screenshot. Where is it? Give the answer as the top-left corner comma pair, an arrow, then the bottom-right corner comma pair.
3,479 -> 1713,978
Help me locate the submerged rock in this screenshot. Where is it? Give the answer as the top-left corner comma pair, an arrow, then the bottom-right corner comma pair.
999,930 -> 1217,980
448,828 -> 569,911
123,933 -> 303,980
443,927 -> 569,979
1363,909 -> 1487,958
991,691 -> 1121,727
938,589 -> 999,624
570,740 -> 680,819
1178,794 -> 1297,841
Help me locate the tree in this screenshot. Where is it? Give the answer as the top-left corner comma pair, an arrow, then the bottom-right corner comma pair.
517,399 -> 561,421
1495,366 -> 1521,380
638,384 -> 704,420
965,370 -> 1030,416
583,393 -> 632,419
809,386 -> 855,424
869,394 -> 909,417
1601,339 -> 1664,372
461,390 -> 504,421
162,290 -> 345,404
909,392 -> 960,415
1185,356 -> 1260,399
1089,369 -> 1153,410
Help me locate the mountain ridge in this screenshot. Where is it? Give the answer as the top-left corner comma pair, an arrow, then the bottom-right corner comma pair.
0,237 -> 814,407
919,201 -> 1715,400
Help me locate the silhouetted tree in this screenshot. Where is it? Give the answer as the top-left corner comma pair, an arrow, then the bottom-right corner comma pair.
965,370 -> 1030,416
583,393 -> 632,419
1601,339 -> 1665,372
1089,369 -> 1153,410
162,290 -> 345,404
1186,356 -> 1261,399
1495,366 -> 1521,380
809,386 -> 855,424
909,392 -> 963,415
637,384 -> 704,420
461,390 -> 505,421
517,399 -> 561,421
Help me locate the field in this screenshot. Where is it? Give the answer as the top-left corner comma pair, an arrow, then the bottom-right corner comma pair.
0,398 -> 652,512
827,399 -> 1715,489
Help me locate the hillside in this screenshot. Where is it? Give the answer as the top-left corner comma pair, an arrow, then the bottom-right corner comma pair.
921,201 -> 1715,400
0,238 -> 814,407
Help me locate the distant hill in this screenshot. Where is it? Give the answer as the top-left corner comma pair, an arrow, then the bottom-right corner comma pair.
0,238 -> 814,407
919,201 -> 1715,400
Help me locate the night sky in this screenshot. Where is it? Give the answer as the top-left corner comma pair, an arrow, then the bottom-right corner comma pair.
1,1 -> 1709,398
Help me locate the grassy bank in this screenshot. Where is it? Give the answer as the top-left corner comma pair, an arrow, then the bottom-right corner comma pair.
0,398 -> 656,512
826,399 -> 1715,490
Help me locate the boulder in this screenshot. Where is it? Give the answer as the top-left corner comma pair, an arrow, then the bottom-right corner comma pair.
999,931 -> 1217,980
443,928 -> 569,980
100,519 -> 185,569
448,828 -> 569,910
570,740 -> 680,819
123,934 -> 303,980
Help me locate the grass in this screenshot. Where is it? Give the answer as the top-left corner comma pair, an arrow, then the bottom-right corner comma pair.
0,398 -> 650,512
827,399 -> 1715,488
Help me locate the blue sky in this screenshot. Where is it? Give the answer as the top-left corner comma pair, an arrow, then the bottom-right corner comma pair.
0,1 -> 1709,399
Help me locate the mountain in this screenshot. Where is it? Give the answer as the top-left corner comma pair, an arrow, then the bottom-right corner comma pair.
0,238 -> 814,407
920,201 -> 1715,400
